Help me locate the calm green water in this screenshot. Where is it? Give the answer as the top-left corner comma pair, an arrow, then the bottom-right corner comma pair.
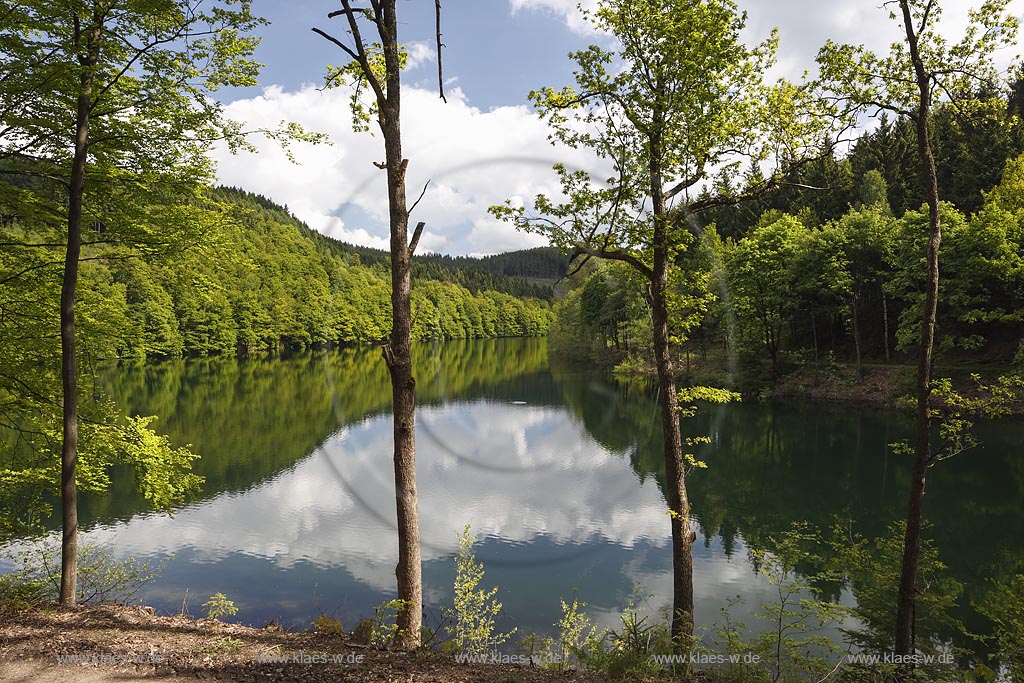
5,338 -> 1024,653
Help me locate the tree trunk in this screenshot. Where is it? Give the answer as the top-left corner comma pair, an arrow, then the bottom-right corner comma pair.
651,279 -> 694,649
882,287 -> 891,362
851,294 -> 863,382
376,1 -> 422,651
648,130 -> 695,651
895,0 -> 941,659
811,310 -> 819,366
60,10 -> 102,607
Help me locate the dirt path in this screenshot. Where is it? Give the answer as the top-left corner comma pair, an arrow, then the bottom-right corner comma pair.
0,605 -> 613,683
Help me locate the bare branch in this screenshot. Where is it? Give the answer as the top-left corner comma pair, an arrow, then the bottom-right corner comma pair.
435,0 -> 446,102
310,27 -> 360,63
0,260 -> 61,287
319,1 -> 386,106
407,221 -> 425,257
408,179 -> 430,218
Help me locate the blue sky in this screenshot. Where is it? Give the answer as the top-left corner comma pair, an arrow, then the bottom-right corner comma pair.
230,2 -> 589,110
211,1 -> 1023,256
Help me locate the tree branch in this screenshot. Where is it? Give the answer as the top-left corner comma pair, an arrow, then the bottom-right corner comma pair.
407,179 -> 429,218
663,156 -> 707,201
407,221 -> 425,257
569,244 -> 653,280
310,27 -> 360,63
435,0 -> 446,102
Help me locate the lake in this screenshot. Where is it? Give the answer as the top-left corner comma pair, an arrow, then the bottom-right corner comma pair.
4,338 -> 1023,656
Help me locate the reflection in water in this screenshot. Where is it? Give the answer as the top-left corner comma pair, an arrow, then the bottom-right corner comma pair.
2,339 -> 1022,650
63,403 -> 681,632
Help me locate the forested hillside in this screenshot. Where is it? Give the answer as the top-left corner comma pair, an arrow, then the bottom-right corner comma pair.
703,92 -> 1024,236
1,185 -> 555,360
220,187 -> 567,300
552,90 -> 1024,376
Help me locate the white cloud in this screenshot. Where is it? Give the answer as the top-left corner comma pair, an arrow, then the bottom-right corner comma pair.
212,82 -> 601,255
511,0 -> 1024,82
213,1 -> 1024,256
21,403 -> 674,593
507,0 -> 600,34
405,41 -> 437,71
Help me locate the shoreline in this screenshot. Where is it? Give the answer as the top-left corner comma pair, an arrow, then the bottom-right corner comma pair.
0,604 -> 612,683
595,352 -> 1024,414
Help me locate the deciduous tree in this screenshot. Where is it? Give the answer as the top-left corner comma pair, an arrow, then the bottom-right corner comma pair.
492,0 -> 835,647
313,0 -> 446,650
818,0 -> 1019,659
0,0 -> 284,605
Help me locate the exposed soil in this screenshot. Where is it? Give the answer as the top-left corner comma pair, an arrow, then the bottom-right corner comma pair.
768,365 -> 911,409
768,362 -> 1024,413
0,604 -> 618,683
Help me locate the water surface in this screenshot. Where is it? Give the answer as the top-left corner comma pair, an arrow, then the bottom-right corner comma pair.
5,338 -> 1023,652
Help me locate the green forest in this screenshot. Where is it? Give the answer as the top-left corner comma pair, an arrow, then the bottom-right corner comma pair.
1,184 -> 558,360
3,0 -> 1024,681
551,94 -> 1024,379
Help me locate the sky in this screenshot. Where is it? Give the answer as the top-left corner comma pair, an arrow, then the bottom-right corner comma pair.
210,1 -> 1024,256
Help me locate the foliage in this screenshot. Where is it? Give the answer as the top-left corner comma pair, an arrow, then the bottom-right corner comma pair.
368,598 -> 412,648
0,540 -> 168,607
491,0 -> 831,262
890,374 -> 1024,466
698,524 -> 847,683
553,594 -> 605,670
697,522 -> 964,682
726,213 -> 810,374
566,145 -> 1024,376
547,262 -> 649,364
747,524 -> 845,682
202,592 -> 239,621
817,0 -> 1019,132
676,386 -> 740,471
0,242 -> 205,541
515,594 -> 606,671
301,212 -> 562,301
830,522 -> 962,664
312,614 -> 345,636
711,92 -> 1024,238
975,571 -> 1024,679
571,589 -> 675,677
0,186 -> 555,364
443,525 -> 516,656
324,42 -> 409,133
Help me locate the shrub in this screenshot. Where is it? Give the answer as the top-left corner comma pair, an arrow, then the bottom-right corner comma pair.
312,614 -> 344,636
443,524 -> 515,655
202,592 -> 238,620
0,538 -> 167,606
369,598 -> 411,647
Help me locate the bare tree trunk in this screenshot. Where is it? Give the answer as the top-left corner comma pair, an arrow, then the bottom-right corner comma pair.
852,294 -> 863,382
882,287 -> 891,362
648,131 -> 695,651
811,311 -> 819,366
768,337 -> 779,376
60,10 -> 102,607
651,277 -> 694,649
376,2 -> 422,650
895,0 -> 941,658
